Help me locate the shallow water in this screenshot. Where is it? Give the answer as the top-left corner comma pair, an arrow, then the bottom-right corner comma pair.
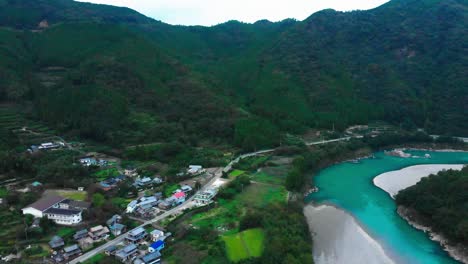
306,150 -> 468,264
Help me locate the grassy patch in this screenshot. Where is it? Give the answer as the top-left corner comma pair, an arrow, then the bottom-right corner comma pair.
111,197 -> 132,209
92,167 -> 120,180
223,228 -> 265,262
55,190 -> 87,201
163,183 -> 180,197
251,171 -> 284,185
240,184 -> 287,207
82,253 -> 105,264
56,227 -> 75,238
0,187 -> 7,198
234,155 -> 270,171
228,169 -> 245,179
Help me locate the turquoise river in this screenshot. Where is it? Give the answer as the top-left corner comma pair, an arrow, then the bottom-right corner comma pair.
306,150 -> 468,264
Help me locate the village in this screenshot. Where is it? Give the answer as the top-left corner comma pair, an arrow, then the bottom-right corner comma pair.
1,139 -> 231,264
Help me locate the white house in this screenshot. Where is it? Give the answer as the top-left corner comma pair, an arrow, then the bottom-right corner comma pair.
150,229 -> 164,242
193,189 -> 217,205
181,185 -> 193,193
126,200 -> 138,213
187,165 -> 203,175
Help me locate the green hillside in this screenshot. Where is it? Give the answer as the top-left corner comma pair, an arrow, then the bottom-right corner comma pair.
0,0 -> 466,149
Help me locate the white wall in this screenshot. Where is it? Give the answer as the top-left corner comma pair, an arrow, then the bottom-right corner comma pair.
22,207 -> 43,218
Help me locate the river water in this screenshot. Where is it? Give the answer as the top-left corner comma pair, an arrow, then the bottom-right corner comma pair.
305,150 -> 468,264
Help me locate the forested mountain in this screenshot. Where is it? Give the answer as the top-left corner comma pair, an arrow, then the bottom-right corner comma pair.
0,0 -> 466,148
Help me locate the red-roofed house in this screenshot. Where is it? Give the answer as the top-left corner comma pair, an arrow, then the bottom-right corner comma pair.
172,192 -> 186,204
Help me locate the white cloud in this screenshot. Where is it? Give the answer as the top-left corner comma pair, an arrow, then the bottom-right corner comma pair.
77,0 -> 390,26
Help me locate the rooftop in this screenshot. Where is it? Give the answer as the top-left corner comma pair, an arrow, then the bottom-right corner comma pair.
25,195 -> 65,211
142,251 -> 161,262
150,240 -> 164,249
63,244 -> 80,253
129,227 -> 146,236
173,192 -> 186,199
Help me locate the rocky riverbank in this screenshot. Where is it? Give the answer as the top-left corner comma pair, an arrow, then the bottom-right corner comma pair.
397,206 -> 468,264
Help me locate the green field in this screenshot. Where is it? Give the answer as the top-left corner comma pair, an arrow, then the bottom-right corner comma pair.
228,169 -> 245,179
240,184 -> 287,207
54,190 -> 87,201
251,171 -> 284,185
223,228 -> 265,262
82,253 -> 105,264
92,167 -> 120,180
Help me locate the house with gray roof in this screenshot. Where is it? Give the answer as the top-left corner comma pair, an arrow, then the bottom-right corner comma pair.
63,244 -> 81,259
49,236 -> 64,249
115,243 -> 137,262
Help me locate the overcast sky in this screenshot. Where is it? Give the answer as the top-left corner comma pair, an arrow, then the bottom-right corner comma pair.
77,0 -> 390,26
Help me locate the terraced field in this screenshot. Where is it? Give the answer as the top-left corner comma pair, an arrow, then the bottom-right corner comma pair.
0,106 -> 60,147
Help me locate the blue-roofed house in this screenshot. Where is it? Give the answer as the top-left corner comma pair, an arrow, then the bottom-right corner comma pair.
148,240 -> 165,253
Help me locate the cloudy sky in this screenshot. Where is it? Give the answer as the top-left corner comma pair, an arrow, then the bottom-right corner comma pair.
78,0 -> 390,26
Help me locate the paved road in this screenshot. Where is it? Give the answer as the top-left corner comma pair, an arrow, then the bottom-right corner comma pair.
70,135 -> 357,263
70,169 -> 224,264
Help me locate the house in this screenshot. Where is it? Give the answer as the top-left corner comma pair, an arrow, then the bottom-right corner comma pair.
78,237 -> 94,250
181,185 -> 193,194
133,177 -> 153,188
79,157 -> 98,167
127,196 -> 159,214
148,240 -> 165,253
38,142 -> 60,150
106,214 -> 126,236
109,223 -> 126,236
135,204 -> 158,218
150,229 -> 164,242
22,196 -> 83,225
138,196 -> 158,207
193,189 -> 217,205
63,244 -> 81,260
105,245 -> 118,256
157,201 -> 170,210
172,192 -> 186,204
153,177 -> 163,184
88,225 -> 110,241
126,200 -> 138,213
126,227 -> 147,243
51,252 -> 64,263
134,251 -> 161,264
125,168 -> 138,177
73,229 -> 89,241
187,165 -> 203,175
115,243 -> 138,262
107,214 -> 122,227
49,236 -> 65,249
